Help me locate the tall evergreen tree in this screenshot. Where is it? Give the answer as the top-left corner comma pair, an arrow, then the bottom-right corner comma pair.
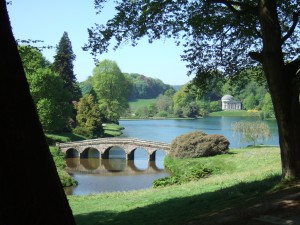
53,31 -> 81,101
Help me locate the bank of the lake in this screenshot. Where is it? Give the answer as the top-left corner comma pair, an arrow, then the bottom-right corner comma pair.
68,147 -> 282,225
56,115 -> 279,195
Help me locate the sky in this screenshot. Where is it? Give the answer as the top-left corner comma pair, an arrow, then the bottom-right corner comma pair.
7,0 -> 194,85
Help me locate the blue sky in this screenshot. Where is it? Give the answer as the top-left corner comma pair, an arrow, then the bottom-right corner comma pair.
7,0 -> 194,85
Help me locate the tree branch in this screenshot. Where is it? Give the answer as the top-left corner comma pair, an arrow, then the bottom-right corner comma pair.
249,51 -> 263,63
208,0 -> 257,15
286,57 -> 300,75
281,11 -> 300,45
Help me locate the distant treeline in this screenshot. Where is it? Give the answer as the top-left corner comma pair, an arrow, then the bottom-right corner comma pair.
80,73 -> 175,100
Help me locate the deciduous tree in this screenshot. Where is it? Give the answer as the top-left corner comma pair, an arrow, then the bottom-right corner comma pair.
29,68 -> 73,133
92,59 -> 131,122
85,0 -> 300,179
19,46 -> 73,133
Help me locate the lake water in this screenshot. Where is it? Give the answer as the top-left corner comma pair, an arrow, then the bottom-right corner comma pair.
64,117 -> 279,195
120,117 -> 279,148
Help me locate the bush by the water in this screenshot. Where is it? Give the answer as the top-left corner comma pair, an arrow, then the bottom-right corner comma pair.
170,131 -> 230,158
153,156 -> 214,187
50,146 -> 78,187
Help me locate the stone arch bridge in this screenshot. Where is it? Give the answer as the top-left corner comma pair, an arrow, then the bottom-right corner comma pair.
56,137 -> 171,161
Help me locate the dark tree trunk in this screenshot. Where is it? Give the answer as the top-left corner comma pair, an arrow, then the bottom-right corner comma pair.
0,2 -> 76,224
259,0 -> 300,179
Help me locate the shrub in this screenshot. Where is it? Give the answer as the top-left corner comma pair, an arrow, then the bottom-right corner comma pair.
46,134 -> 71,145
170,131 -> 230,158
153,156 -> 215,187
57,168 -> 78,187
152,176 -> 180,188
72,126 -> 95,139
50,147 -> 78,187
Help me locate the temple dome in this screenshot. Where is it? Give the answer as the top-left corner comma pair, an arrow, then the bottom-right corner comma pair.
221,95 -> 234,101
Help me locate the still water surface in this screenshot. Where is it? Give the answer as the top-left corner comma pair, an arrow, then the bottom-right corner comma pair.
64,117 -> 279,195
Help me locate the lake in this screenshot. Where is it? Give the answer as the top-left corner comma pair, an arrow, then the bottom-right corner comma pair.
64,116 -> 279,195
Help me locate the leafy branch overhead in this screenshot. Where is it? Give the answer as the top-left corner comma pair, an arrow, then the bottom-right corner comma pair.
85,0 -> 300,79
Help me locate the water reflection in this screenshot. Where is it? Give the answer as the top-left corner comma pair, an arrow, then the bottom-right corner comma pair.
64,149 -> 168,195
66,158 -> 165,175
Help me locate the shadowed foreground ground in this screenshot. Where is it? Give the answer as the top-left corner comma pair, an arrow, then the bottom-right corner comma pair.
188,181 -> 300,225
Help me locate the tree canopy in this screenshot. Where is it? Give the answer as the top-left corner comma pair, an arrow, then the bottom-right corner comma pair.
92,59 -> 131,122
19,45 -> 73,133
125,73 -> 173,99
85,1 -> 299,81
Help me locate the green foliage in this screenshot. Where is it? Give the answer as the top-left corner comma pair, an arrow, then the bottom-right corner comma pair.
46,133 -> 87,144
182,101 -> 200,118
19,46 -> 73,132
261,93 -> 275,118
209,101 -> 221,112
52,31 -> 81,101
170,131 -> 230,158
79,76 -> 94,96
232,121 -> 272,146
46,134 -> 71,145
243,93 -> 256,110
125,73 -> 174,100
173,84 -> 195,112
49,146 -> 78,187
72,126 -> 95,139
155,94 -> 174,114
152,176 -> 180,188
50,146 -> 67,169
154,156 -> 214,188
92,59 -> 131,122
75,94 -> 103,138
18,45 -> 51,74
27,68 -> 73,133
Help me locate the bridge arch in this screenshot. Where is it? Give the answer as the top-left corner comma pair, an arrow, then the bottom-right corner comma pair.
102,146 -> 126,159
81,147 -> 100,159
65,148 -> 79,158
149,149 -> 167,161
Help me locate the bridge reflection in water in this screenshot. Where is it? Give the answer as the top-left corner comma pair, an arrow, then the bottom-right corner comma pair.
65,147 -> 167,175
66,157 -> 165,175
64,148 -> 169,195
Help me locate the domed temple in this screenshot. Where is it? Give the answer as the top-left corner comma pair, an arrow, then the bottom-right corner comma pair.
221,95 -> 242,110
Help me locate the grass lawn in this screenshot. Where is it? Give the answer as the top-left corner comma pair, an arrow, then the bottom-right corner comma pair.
68,147 -> 282,225
128,98 -> 156,112
103,123 -> 125,137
